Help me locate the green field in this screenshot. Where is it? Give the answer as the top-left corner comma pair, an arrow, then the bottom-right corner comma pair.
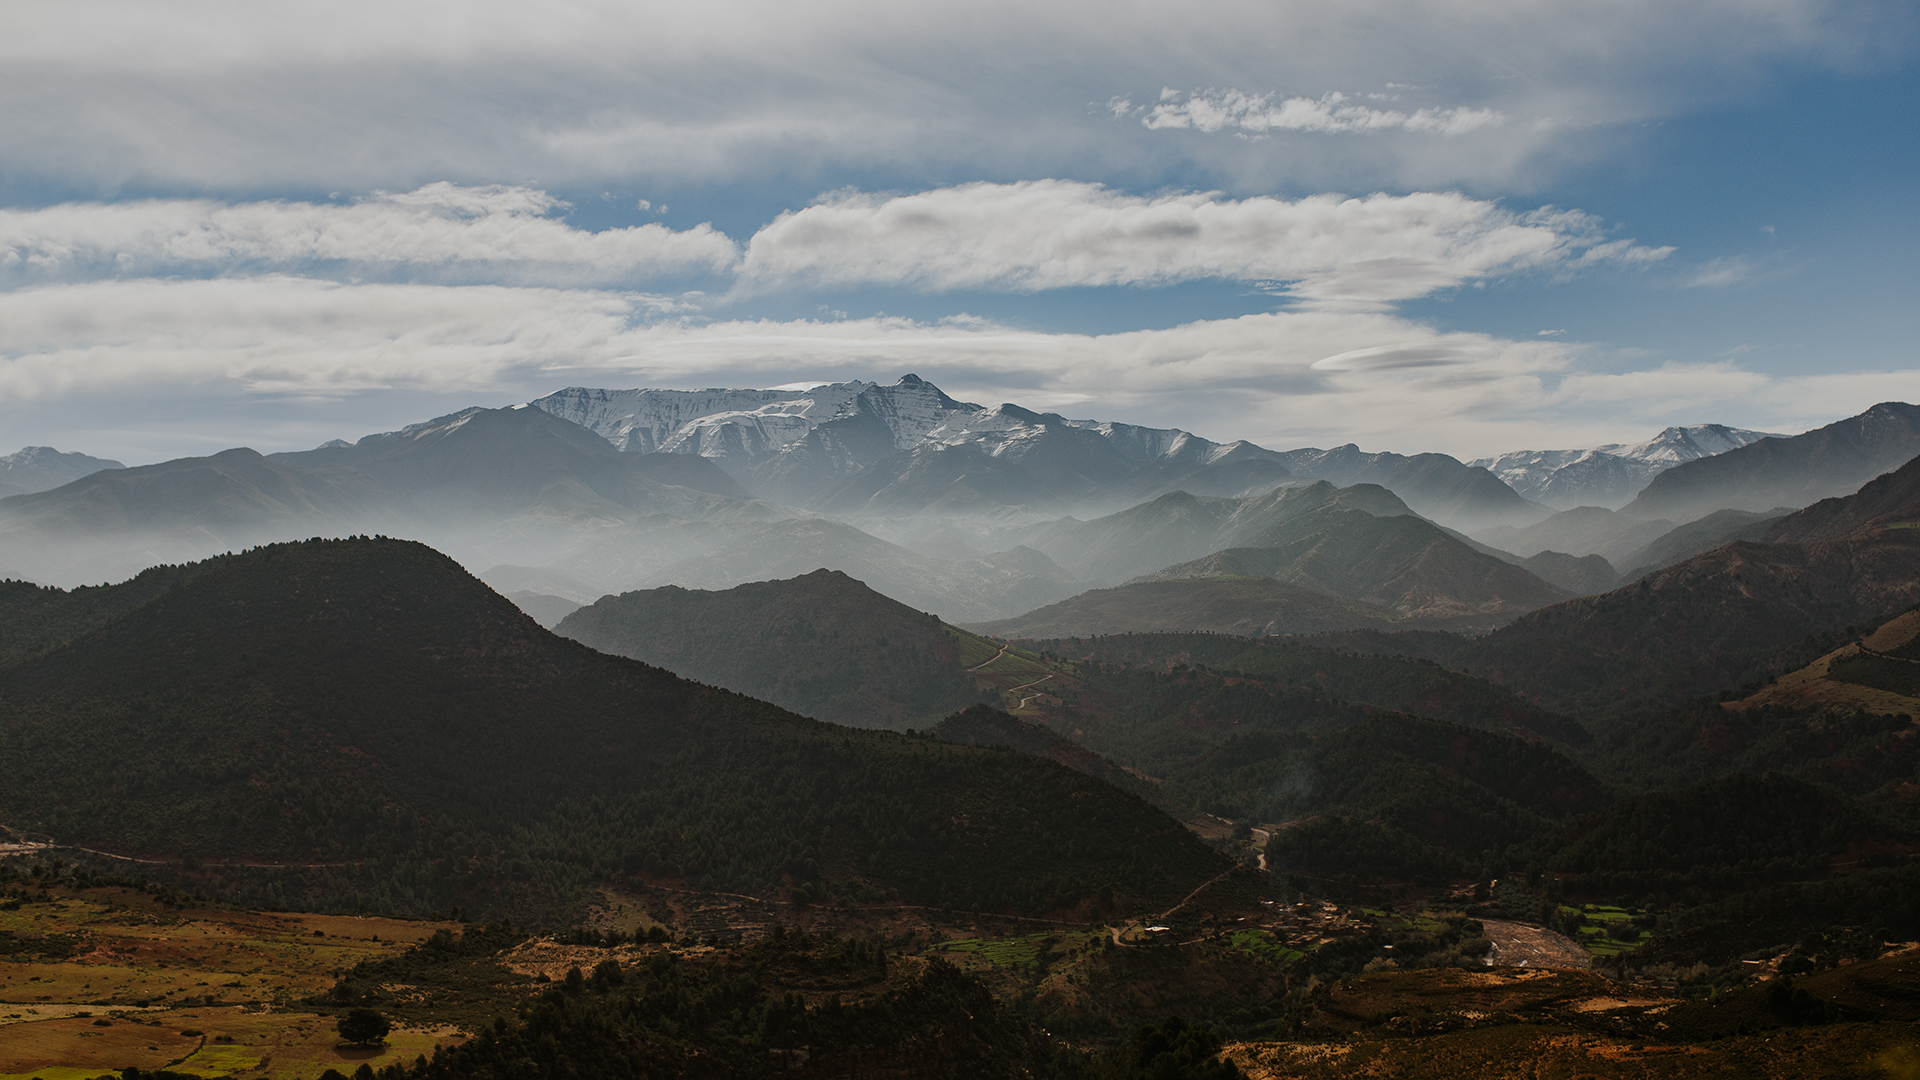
1227,929 -> 1304,965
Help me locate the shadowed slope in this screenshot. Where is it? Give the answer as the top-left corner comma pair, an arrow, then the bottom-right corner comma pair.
556,569 -> 989,729
1143,507 -> 1568,625
1624,401 -> 1920,522
0,538 -> 1225,923
1458,454 -> 1920,714
964,578 -> 1400,639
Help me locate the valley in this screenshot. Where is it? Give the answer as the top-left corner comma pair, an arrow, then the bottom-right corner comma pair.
4,384 -> 1920,1078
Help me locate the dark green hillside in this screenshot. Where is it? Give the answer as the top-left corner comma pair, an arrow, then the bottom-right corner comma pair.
556,569 -> 990,729
1144,507 -> 1568,625
932,704 -> 1162,804
1549,773 -> 1912,898
1020,632 -> 1581,743
1224,716 -> 1610,880
1469,534 -> 1920,715
965,577 -> 1398,638
1291,455 -> 1920,718
0,559 -> 217,666
1593,698 -> 1920,805
0,538 -> 1225,924
996,648 -> 1610,879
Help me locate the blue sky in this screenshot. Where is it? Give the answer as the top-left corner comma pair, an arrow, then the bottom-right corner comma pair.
1,0 -> 1915,465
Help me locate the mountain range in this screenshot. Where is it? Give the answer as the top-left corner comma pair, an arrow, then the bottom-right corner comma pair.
535,375 -> 1544,530
1471,424 -> 1780,509
1621,401 -> 1920,522
0,446 -> 124,498
966,480 -> 1572,636
1335,449 -> 1920,716
0,406 -> 773,587
0,537 -> 1225,923
6,382 -> 1914,652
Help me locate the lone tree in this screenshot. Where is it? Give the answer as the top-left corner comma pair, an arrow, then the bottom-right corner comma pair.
336,1008 -> 391,1047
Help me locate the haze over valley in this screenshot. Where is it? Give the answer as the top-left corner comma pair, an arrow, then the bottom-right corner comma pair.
5,2 -> 1920,1077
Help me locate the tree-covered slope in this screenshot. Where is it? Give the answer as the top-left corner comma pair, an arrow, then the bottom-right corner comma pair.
1141,507 -> 1568,625
556,569 -> 992,729
0,538 -> 1225,924
1014,631 -> 1584,744
963,577 -> 1400,638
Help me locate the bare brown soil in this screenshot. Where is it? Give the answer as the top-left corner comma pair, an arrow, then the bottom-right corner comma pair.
1480,918 -> 1591,970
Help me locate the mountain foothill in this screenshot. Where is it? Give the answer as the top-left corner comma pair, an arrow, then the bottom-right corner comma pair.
6,380 -> 1920,1076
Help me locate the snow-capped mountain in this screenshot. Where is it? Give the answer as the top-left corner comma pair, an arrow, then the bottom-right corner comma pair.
534,375 -> 978,462
1472,424 -> 1781,509
0,446 -> 124,498
534,374 -> 1546,528
531,376 -> 985,505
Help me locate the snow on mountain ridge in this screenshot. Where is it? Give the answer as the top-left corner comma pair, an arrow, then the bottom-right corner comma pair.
0,446 -> 127,498
531,375 -> 983,464
1472,424 -> 1782,509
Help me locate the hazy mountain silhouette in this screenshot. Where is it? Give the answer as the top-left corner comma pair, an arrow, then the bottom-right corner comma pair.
1138,504 -> 1568,625
0,406 -> 774,586
1622,401 -> 1920,522
0,446 -> 124,498
1455,452 -> 1920,713
556,569 -> 990,729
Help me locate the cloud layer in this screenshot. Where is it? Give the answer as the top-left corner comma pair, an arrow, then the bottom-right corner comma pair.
2,0 -> 1900,193
3,181 -> 1671,306
743,181 -> 1674,302
1,273 -> 1905,463
1,183 -> 737,285
1134,89 -> 1506,138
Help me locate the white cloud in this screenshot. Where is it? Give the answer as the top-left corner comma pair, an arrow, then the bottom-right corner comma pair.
0,179 -> 1671,303
0,1 -> 1898,193
6,274 -> 1909,462
741,180 -> 1670,302
1683,255 -> 1762,288
1140,89 -> 1507,137
0,183 -> 739,285
0,277 -> 662,402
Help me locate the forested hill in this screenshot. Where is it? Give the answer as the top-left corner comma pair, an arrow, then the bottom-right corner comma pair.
0,538 -> 1225,925
556,569 -> 991,729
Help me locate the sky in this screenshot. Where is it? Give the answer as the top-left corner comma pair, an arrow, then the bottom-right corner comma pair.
2,0 -> 1916,466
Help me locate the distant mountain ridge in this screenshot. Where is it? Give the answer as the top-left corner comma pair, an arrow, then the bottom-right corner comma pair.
1622,402 -> 1920,522
534,374 -> 1542,529
1472,424 -> 1780,509
1434,450 -> 1920,714
1139,505 -> 1570,623
0,446 -> 124,498
0,406 -> 776,586
969,480 -> 1569,636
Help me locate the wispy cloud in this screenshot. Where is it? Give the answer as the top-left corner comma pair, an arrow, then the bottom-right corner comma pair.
0,184 -> 739,286
1136,88 -> 1507,137
742,180 -> 1671,304
8,274 -> 1905,462
2,179 -> 1669,305
1683,255 -> 1762,288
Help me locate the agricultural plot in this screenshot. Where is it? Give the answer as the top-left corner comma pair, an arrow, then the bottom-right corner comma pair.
933,931 -> 1102,970
1560,904 -> 1650,960
1226,929 -> 1304,966
0,886 -> 466,1080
